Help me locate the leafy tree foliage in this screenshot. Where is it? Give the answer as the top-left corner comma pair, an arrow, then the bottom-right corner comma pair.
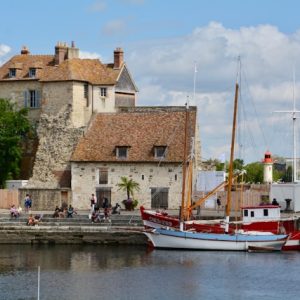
282,165 -> 292,182
244,162 -> 264,183
0,99 -> 31,188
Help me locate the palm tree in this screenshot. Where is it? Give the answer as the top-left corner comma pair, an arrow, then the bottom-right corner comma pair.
117,176 -> 140,200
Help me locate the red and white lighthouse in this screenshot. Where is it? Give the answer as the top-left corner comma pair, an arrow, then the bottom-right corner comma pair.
263,151 -> 273,183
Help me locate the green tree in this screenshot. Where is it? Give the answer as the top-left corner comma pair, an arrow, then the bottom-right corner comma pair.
244,162 -> 264,183
0,99 -> 31,188
233,158 -> 244,171
116,176 -> 140,199
273,168 -> 284,182
282,165 -> 292,182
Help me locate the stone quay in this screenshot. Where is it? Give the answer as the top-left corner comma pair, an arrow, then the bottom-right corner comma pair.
0,210 -> 148,245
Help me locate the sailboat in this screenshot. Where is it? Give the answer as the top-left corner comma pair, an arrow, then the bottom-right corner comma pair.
143,61 -> 289,251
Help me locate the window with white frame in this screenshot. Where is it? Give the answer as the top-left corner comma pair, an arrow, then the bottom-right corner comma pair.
24,90 -> 41,108
100,87 -> 107,97
116,146 -> 128,159
29,68 -> 36,78
9,68 -> 16,78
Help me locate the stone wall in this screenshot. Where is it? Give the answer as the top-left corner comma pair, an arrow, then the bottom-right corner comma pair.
71,162 -> 184,210
19,188 -> 71,210
27,104 -> 84,188
0,226 -> 147,245
71,82 -> 92,127
42,81 -> 73,115
0,81 -> 42,122
92,85 -> 116,113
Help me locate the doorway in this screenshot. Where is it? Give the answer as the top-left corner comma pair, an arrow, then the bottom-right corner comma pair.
96,188 -> 111,208
151,188 -> 169,209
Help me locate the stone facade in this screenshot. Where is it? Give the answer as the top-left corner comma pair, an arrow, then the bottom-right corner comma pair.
0,43 -> 138,188
26,105 -> 84,188
70,107 -> 200,210
19,188 -> 71,211
0,81 -> 42,122
71,162 -> 183,210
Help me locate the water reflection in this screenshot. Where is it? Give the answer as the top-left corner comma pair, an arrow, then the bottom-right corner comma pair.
0,244 -> 149,273
0,245 -> 299,300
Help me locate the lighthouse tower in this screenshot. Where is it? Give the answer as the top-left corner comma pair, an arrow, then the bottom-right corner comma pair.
263,151 -> 273,183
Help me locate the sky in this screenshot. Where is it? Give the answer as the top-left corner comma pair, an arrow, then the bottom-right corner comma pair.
1,0 -> 300,163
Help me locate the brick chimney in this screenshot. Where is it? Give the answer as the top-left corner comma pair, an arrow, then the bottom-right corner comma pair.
114,47 -> 124,69
67,41 -> 79,59
21,46 -> 30,55
55,42 -> 68,65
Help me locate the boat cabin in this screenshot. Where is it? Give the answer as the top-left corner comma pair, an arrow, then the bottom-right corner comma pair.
241,205 -> 281,223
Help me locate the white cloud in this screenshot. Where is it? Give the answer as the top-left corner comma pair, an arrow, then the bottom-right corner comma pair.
0,44 -> 11,56
126,22 -> 300,162
79,51 -> 102,59
0,44 -> 11,65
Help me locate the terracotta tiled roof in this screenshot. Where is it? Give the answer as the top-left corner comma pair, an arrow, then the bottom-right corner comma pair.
0,55 -> 119,85
71,108 -> 197,163
0,55 -> 54,80
40,59 -> 117,84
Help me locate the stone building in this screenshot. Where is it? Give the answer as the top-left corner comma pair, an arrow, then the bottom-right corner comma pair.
0,43 -> 203,210
71,107 -> 199,209
0,42 -> 138,188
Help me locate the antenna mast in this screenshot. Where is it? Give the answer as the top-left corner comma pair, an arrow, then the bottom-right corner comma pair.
274,68 -> 300,182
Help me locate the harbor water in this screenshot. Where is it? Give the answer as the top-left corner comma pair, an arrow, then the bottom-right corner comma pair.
0,244 -> 299,300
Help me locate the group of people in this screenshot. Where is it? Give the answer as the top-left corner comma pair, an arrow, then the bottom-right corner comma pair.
9,194 -> 32,219
90,194 -> 109,223
90,194 -> 120,223
10,192 -> 123,224
52,204 -> 76,218
27,214 -> 42,226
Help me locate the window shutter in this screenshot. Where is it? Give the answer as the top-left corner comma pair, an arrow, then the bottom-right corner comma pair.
24,91 -> 28,107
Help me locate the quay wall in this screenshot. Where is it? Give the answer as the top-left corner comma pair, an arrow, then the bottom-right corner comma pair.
0,226 -> 148,245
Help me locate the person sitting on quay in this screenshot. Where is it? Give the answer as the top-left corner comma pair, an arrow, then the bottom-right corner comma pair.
27,214 -> 42,226
67,205 -> 77,218
112,203 -> 121,215
91,208 -> 102,223
52,206 -> 60,218
102,197 -> 111,221
10,205 -> 20,219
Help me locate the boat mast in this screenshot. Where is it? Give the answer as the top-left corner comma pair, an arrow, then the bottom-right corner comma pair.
293,69 -> 297,182
180,99 -> 190,225
225,59 -> 240,233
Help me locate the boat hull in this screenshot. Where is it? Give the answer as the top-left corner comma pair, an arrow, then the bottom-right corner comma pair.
144,228 -> 287,251
141,207 -> 300,250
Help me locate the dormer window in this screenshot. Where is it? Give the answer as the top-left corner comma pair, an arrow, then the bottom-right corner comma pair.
154,146 -> 167,159
29,68 -> 36,78
116,146 -> 129,159
9,68 -> 16,78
